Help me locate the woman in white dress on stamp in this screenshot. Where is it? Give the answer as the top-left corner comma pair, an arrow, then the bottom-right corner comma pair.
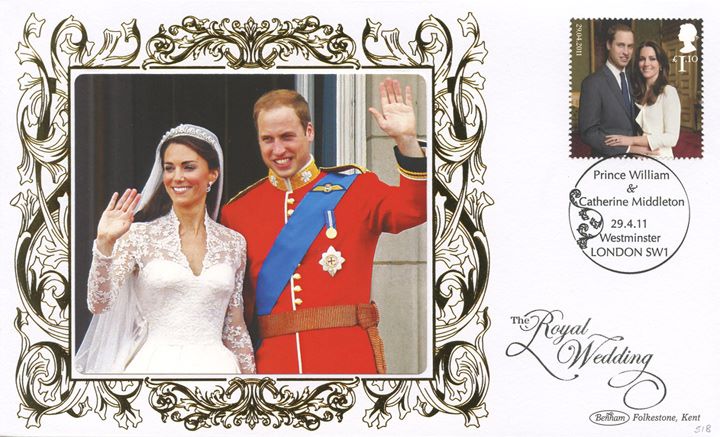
605,40 -> 681,158
76,124 -> 255,374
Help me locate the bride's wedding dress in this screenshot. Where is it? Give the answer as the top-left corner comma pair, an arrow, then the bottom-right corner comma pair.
81,210 -> 255,374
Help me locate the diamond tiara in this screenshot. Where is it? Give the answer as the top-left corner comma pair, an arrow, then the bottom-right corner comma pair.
158,124 -> 220,149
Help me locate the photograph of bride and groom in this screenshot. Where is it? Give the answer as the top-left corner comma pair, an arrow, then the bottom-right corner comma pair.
72,73 -> 431,377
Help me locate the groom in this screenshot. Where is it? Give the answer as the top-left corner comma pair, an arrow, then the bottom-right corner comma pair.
221,78 -> 426,374
578,23 -> 637,156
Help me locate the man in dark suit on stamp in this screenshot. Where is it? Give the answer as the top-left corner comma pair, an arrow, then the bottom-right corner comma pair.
578,24 -> 637,157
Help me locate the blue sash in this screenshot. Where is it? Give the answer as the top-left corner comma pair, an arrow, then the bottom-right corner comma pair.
255,172 -> 358,317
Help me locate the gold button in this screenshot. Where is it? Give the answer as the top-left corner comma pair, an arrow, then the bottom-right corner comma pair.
294,298 -> 303,305
293,285 -> 302,292
292,273 -> 302,280
287,209 -> 295,216
287,198 -> 295,204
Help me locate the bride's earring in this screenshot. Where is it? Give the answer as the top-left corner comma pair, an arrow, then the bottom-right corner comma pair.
207,182 -> 213,193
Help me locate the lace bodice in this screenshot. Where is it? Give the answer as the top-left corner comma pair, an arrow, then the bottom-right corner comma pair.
87,210 -> 255,373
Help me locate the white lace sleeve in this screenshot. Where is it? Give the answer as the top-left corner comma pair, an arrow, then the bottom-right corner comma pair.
87,228 -> 140,314
222,242 -> 255,373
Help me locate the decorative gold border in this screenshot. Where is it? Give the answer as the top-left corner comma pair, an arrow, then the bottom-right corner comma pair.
12,12 -> 491,430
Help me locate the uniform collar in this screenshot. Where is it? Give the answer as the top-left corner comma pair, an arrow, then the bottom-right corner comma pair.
267,156 -> 320,192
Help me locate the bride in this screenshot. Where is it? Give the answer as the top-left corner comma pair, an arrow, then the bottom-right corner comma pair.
604,40 -> 681,158
76,124 -> 255,374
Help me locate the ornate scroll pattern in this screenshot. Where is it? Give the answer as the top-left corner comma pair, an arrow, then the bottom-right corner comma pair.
14,11 -> 490,432
13,13 -> 144,429
362,13 -> 492,428
147,377 -> 358,430
143,16 -> 360,69
569,188 -> 604,249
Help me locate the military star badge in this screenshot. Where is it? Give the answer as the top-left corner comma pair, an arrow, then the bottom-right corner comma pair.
319,246 -> 345,277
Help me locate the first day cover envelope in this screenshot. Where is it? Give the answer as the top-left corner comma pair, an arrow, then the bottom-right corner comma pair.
0,0 -> 718,435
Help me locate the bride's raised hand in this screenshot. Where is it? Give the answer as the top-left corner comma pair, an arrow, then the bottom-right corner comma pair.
96,189 -> 141,256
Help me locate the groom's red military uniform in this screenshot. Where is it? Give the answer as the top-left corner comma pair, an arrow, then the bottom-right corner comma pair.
220,152 -> 426,374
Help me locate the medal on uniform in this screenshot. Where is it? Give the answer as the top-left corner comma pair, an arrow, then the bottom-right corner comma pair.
325,209 -> 337,239
319,245 -> 345,277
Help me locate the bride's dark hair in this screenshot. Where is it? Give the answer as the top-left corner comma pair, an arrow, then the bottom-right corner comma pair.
135,135 -> 221,223
631,40 -> 670,106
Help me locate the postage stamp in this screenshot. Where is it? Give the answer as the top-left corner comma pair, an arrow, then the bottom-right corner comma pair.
570,19 -> 703,159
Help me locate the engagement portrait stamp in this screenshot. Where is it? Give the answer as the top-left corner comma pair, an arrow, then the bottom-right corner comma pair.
570,19 -> 702,159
